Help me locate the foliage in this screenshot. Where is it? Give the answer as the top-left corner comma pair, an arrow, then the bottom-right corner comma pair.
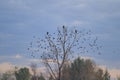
61,57 -> 110,80
95,69 -> 110,80
61,57 -> 96,80
38,74 -> 46,80
1,72 -> 11,80
117,77 -> 120,80
15,67 -> 31,80
30,63 -> 37,77
0,71 -> 15,80
103,70 -> 110,80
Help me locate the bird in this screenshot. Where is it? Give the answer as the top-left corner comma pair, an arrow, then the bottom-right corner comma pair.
47,32 -> 49,35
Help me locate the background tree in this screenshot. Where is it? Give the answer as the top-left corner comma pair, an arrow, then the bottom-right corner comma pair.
62,57 -> 96,80
61,64 -> 70,80
61,57 -> 110,80
103,70 -> 110,80
117,77 -> 120,80
15,67 -> 31,80
38,74 -> 46,80
30,63 -> 37,80
28,26 -> 100,80
1,70 -> 15,80
95,68 -> 104,80
95,69 -> 110,80
48,75 -> 54,80
1,72 -> 11,80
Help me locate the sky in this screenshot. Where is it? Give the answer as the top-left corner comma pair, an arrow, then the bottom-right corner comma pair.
0,0 -> 120,79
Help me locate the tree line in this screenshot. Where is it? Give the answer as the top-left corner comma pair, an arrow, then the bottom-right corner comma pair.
0,57 -> 113,80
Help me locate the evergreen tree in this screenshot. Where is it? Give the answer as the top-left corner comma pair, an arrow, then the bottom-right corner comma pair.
1,72 -> 10,80
61,57 -> 110,80
38,74 -> 45,80
103,70 -> 110,80
15,67 -> 31,80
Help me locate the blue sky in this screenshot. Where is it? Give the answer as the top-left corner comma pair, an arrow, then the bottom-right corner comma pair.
0,0 -> 120,78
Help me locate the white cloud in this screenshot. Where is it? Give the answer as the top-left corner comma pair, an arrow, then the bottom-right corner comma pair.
8,0 -> 30,10
98,65 -> 120,79
0,62 -> 46,76
0,54 -> 23,60
14,54 -> 22,59
81,56 -> 93,60
29,59 -> 41,63
0,54 -> 22,60
109,69 -> 120,79
98,65 -> 107,70
0,62 -> 14,73
28,66 -> 46,75
71,20 -> 84,26
28,58 -> 59,63
0,32 -> 14,39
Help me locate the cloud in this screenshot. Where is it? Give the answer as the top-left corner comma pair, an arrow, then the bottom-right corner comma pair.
0,54 -> 22,60
98,65 -> 107,71
0,62 -> 14,73
5,0 -> 30,10
98,65 -> 120,79
28,66 -> 46,75
71,20 -> 86,26
81,56 -> 93,60
28,58 -> 59,63
109,69 -> 120,79
28,59 -> 41,63
0,62 -> 46,76
14,54 -> 22,59
0,32 -> 14,39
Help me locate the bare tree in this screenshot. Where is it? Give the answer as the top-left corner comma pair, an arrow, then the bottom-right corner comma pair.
30,63 -> 37,80
28,26 -> 100,80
